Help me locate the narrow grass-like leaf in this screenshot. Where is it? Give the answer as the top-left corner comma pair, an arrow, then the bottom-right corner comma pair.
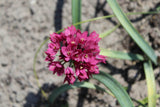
72,0 -> 81,29
138,94 -> 160,107
131,98 -> 147,107
157,6 -> 160,11
143,61 -> 157,107
106,0 -> 157,65
93,71 -> 134,107
48,82 -> 113,106
73,11 -> 159,27
100,48 -> 144,61
99,24 -> 120,38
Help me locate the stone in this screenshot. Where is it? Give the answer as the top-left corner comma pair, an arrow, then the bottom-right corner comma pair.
16,91 -> 26,103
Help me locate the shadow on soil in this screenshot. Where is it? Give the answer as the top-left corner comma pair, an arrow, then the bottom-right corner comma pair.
24,83 -> 69,107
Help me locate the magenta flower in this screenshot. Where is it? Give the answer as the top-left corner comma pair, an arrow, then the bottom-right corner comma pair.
50,33 -> 61,43
78,69 -> 88,81
48,62 -> 64,76
45,25 -> 106,84
88,65 -> 99,74
75,64 -> 88,81
61,46 -> 73,61
45,49 -> 55,61
64,25 -> 77,36
48,43 -> 60,52
77,31 -> 88,43
64,67 -> 76,84
96,55 -> 107,63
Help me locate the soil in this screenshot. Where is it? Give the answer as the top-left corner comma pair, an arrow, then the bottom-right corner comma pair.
0,0 -> 160,107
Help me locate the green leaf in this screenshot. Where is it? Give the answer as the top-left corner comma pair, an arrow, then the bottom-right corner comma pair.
99,24 -> 120,38
93,71 -> 134,107
106,0 -> 157,65
48,71 -> 134,107
143,61 -> 157,107
138,94 -> 160,107
100,48 -> 144,61
131,98 -> 147,107
72,0 -> 81,29
48,82 -> 113,106
157,6 -> 160,11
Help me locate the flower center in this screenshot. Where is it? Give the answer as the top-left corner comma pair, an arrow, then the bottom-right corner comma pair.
81,38 -> 84,42
71,41 -> 75,44
53,46 -> 56,49
67,51 -> 70,55
85,54 -> 88,58
80,66 -> 83,69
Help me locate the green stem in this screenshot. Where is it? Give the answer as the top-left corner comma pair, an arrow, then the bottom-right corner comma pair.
72,0 -> 81,29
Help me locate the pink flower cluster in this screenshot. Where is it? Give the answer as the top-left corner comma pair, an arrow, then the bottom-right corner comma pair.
45,25 -> 106,84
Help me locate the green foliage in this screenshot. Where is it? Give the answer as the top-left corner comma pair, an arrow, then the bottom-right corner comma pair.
106,0 -> 157,65
48,71 -> 134,107
72,0 -> 81,29
99,24 -> 120,38
48,82 -> 113,106
143,61 -> 157,107
93,71 -> 134,107
138,94 -> 160,106
100,48 -> 144,61
157,6 -> 160,11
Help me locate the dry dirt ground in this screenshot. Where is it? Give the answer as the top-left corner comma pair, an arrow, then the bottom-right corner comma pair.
0,0 -> 160,107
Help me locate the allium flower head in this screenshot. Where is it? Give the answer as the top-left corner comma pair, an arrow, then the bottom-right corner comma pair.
45,25 -> 106,84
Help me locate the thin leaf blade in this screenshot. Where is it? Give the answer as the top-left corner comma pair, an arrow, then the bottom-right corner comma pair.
99,24 -> 120,38
72,0 -> 81,29
48,82 -> 113,106
143,61 -> 157,107
106,0 -> 157,65
100,48 -> 144,61
93,71 -> 134,107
